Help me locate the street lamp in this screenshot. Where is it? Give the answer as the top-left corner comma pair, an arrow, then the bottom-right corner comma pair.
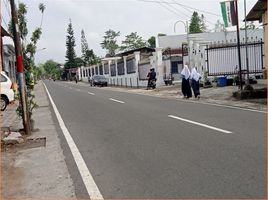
174,20 -> 190,66
36,47 -> 46,52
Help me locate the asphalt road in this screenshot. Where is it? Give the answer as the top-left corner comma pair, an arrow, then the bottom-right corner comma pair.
44,80 -> 266,199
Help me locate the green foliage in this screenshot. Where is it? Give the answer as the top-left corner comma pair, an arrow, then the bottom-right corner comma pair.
81,29 -> 98,65
100,29 -> 120,57
9,2 -> 45,121
241,22 -> 256,30
75,57 -> 84,67
189,11 -> 207,34
43,59 -> 62,79
200,14 -> 207,32
147,36 -> 156,48
16,92 -> 38,120
120,32 -> 147,52
8,3 -> 28,39
65,19 -> 77,68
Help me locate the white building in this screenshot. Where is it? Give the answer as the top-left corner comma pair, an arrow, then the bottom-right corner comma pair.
79,47 -> 165,87
158,29 -> 265,78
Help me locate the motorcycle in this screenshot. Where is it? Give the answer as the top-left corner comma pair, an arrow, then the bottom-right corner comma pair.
148,79 -> 156,89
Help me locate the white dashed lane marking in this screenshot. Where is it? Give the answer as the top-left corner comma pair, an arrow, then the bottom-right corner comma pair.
109,98 -> 125,104
168,115 -> 232,134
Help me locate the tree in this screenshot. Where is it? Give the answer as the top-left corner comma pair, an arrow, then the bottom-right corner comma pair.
120,32 -> 147,51
189,11 -> 204,34
9,2 -> 45,88
147,36 -> 156,48
8,2 -> 45,122
214,19 -> 226,32
200,14 -> 207,32
81,29 -> 99,65
75,57 -> 84,67
241,21 -> 256,30
100,29 -> 120,57
39,3 -> 46,28
43,60 -> 62,79
81,29 -> 89,65
65,19 -> 77,69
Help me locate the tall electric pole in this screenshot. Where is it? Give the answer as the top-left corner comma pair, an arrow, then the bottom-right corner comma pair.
244,0 -> 250,85
10,0 -> 31,134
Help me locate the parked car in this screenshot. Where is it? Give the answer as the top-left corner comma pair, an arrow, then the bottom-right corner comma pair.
1,71 -> 15,111
89,75 -> 108,87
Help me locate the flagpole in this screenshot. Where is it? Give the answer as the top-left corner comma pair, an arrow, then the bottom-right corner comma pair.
235,0 -> 243,90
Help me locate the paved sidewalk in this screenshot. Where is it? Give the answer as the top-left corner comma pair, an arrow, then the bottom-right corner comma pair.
2,82 -> 75,199
76,79 -> 267,112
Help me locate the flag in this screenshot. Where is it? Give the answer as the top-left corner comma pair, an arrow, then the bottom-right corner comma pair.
220,1 -> 238,27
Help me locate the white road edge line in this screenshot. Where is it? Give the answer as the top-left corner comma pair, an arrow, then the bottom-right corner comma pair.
109,98 -> 125,104
168,115 -> 232,134
43,83 -> 103,199
88,92 -> 95,95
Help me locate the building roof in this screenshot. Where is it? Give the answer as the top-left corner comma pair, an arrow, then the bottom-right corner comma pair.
1,26 -> 10,37
117,47 -> 155,57
245,0 -> 267,22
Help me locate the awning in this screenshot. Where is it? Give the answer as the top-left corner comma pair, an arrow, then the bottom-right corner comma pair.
245,0 -> 267,22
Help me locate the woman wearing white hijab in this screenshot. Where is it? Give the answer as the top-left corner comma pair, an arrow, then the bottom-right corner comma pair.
190,67 -> 201,99
180,65 -> 192,98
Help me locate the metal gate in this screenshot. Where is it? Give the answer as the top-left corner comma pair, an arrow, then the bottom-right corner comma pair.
206,41 -> 264,76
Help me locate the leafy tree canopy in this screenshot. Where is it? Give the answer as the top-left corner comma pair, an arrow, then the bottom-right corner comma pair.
81,29 -> 99,65
100,29 -> 120,57
120,32 -> 147,52
147,36 -> 156,48
189,11 -> 207,33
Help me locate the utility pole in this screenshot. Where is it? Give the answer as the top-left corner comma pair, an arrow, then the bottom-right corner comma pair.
235,0 -> 243,90
244,0 -> 250,85
10,0 -> 31,134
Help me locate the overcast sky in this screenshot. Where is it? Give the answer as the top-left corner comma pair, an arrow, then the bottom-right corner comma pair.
2,0 -> 258,64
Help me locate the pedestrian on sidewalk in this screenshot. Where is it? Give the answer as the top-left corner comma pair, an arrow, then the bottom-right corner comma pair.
190,67 -> 201,99
181,65 -> 192,99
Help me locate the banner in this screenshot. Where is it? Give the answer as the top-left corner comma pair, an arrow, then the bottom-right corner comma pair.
220,1 -> 237,27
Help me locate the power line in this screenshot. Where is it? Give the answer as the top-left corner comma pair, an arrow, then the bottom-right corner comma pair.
138,0 -> 221,17
157,1 -> 187,20
138,0 -> 217,25
164,0 -> 192,19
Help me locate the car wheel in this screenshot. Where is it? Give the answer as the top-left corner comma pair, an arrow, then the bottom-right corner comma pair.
1,95 -> 8,111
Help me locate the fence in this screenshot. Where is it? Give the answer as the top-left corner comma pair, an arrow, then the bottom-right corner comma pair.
206,41 -> 264,76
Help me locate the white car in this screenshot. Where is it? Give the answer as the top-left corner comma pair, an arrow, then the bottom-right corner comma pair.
1,71 -> 15,111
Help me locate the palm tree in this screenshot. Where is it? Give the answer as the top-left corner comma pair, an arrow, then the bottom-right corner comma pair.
39,3 -> 46,28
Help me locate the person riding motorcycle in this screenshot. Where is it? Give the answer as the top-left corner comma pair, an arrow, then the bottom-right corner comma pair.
147,68 -> 156,89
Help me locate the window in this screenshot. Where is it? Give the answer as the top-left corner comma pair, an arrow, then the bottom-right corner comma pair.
117,62 -> 124,75
127,59 -> 135,74
99,66 -> 104,75
0,74 -> 7,82
110,64 -> 116,76
104,64 -> 109,74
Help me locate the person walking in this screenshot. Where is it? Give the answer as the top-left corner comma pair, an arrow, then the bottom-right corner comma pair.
190,67 -> 201,99
181,65 -> 192,99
